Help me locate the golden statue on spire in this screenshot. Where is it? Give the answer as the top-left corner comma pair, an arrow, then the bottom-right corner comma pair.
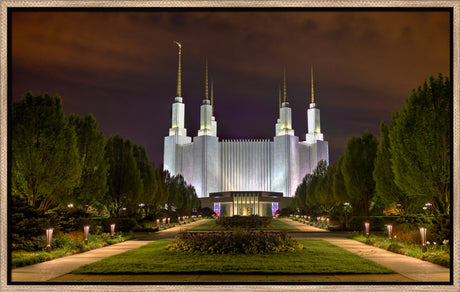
311,65 -> 315,104
283,68 -> 287,103
174,41 -> 182,97
278,85 -> 281,110
205,58 -> 209,100
211,78 -> 214,115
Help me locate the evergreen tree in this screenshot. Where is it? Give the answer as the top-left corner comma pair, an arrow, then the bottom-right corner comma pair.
389,74 -> 450,216
341,131 -> 379,217
68,113 -> 108,210
11,92 -> 81,210
132,145 -> 157,218
104,135 -> 142,217
373,121 -> 412,215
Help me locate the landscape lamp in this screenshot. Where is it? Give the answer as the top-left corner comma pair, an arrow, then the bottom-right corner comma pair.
317,216 -> 320,222
110,224 -> 116,238
326,218 -> 330,226
307,216 -> 310,222
364,222 -> 370,238
387,224 -> 393,240
84,225 -> 90,245
168,217 -> 171,224
46,228 -> 53,252
420,227 -> 427,252
163,218 -> 166,224
156,219 -> 160,226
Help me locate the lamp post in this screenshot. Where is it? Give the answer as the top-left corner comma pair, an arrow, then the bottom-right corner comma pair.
387,224 -> 393,241
167,217 -> 170,225
326,218 -> 330,226
84,225 -> 90,245
110,224 -> 116,239
307,216 -> 310,222
364,222 -> 370,238
156,219 -> 160,226
420,227 -> 427,252
46,228 -> 53,253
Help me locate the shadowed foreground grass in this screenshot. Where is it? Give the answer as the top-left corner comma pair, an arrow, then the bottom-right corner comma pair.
187,218 -> 299,231
71,240 -> 394,274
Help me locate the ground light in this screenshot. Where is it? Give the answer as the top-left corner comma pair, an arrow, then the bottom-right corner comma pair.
110,224 -> 115,238
387,224 -> 393,241
45,228 -> 53,252
364,222 -> 370,238
84,226 -> 90,245
420,227 -> 427,252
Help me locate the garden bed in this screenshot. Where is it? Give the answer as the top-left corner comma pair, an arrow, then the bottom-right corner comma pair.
348,233 -> 450,267
188,218 -> 298,231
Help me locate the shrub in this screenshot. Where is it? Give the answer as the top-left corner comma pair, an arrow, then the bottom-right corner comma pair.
101,217 -> 138,232
215,215 -> 272,229
346,216 -> 385,231
167,230 -> 303,254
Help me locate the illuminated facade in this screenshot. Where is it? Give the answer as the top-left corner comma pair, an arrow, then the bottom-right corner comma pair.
164,44 -> 329,207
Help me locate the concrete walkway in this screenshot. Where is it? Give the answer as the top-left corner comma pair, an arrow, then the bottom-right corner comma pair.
10,218 -> 451,283
11,219 -> 211,282
280,218 -> 450,282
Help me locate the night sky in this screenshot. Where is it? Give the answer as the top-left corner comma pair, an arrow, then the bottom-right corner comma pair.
10,9 -> 450,166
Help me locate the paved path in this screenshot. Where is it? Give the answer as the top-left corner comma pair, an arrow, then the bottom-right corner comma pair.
11,219 -> 211,282
10,218 -> 451,283
280,218 -> 450,282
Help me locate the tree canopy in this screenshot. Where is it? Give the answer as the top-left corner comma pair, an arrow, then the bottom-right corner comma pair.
11,92 -> 81,210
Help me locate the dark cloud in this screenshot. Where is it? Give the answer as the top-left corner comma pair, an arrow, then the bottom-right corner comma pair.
11,9 -> 450,165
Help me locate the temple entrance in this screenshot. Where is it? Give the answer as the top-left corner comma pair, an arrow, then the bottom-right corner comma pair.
210,191 -> 283,217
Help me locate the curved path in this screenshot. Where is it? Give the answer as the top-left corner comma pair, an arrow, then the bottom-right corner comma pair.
11,219 -> 212,282
10,218 -> 450,283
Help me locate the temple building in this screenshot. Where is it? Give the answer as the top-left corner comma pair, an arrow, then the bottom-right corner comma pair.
164,43 -> 329,216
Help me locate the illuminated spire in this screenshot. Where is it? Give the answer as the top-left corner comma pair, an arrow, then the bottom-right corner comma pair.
283,68 -> 287,102
205,58 -> 209,100
211,78 -> 214,115
278,85 -> 281,110
174,41 -> 182,97
311,65 -> 315,104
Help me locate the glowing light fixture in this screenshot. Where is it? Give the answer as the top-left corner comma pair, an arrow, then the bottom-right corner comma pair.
46,228 -> 53,252
387,224 -> 393,240
110,224 -> 116,238
84,225 -> 90,245
364,222 -> 370,238
420,227 -> 427,252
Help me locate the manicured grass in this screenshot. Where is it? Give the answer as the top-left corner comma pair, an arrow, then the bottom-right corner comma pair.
71,239 -> 394,274
188,218 -> 299,231
349,233 -> 450,267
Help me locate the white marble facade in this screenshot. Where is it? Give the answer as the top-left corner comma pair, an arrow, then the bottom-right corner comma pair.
164,50 -> 328,198
164,95 -> 329,198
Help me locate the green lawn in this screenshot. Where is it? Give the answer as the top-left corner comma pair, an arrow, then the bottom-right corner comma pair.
71,239 -> 394,274
187,218 -> 299,231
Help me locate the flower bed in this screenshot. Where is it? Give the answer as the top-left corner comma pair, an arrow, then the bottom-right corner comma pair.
348,233 -> 450,267
215,215 -> 272,229
167,230 -> 303,254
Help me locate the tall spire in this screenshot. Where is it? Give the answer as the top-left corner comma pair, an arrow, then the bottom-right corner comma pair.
174,41 -> 182,97
211,78 -> 214,115
278,85 -> 281,110
283,68 -> 287,102
311,65 -> 315,104
205,58 -> 209,100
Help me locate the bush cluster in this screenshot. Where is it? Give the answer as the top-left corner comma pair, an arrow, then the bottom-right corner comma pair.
215,215 -> 272,229
167,230 -> 303,254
